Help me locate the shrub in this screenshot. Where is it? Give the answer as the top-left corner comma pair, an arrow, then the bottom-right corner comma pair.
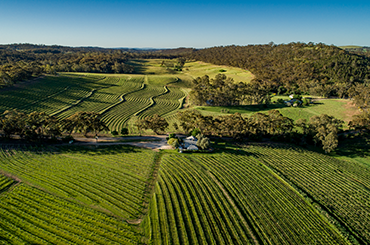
196,134 -> 210,150
167,138 -> 179,148
120,128 -> 129,135
277,98 -> 285,104
111,130 -> 118,136
302,98 -> 311,106
191,128 -> 201,137
169,133 -> 176,139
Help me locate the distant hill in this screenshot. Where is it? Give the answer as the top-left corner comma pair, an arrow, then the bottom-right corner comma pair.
339,45 -> 370,58
339,45 -> 364,49
0,43 -> 194,55
0,43 -> 190,87
187,42 -> 370,97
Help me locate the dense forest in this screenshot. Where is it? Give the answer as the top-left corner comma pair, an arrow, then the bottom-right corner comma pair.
189,73 -> 271,106
187,42 -> 370,100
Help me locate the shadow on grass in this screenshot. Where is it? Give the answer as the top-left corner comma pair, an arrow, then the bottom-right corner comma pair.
198,104 -> 286,113
56,144 -> 142,155
335,135 -> 370,159
126,60 -> 149,74
0,143 -> 143,156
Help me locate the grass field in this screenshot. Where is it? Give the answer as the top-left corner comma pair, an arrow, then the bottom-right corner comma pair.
182,61 -> 255,83
127,59 -> 255,84
195,98 -> 359,125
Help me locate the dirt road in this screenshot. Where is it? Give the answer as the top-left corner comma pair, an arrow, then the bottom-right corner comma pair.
72,135 -> 172,151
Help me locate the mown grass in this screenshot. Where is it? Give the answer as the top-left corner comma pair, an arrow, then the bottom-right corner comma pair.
182,61 -> 255,83
126,59 -> 255,84
195,98 -> 359,125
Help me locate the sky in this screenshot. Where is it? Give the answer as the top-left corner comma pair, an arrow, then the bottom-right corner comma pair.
1,0 -> 369,48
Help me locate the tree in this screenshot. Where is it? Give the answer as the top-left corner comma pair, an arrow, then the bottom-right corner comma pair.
62,112 -> 108,136
0,110 -> 26,138
167,138 -> 180,148
348,112 -> 370,134
25,111 -> 61,140
322,131 -> 338,153
267,110 -> 294,136
215,113 -> 247,139
308,114 -> 343,153
121,128 -> 129,135
173,122 -> 179,131
135,114 -> 169,134
196,134 -> 210,150
177,109 -> 203,133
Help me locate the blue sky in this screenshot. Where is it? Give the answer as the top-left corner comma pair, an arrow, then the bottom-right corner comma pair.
1,0 -> 369,48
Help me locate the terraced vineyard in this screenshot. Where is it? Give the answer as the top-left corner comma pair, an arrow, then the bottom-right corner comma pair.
0,74 -> 186,132
138,87 -> 186,119
146,153 -> 348,245
0,75 -> 116,115
248,144 -> 370,244
0,145 -> 157,220
56,76 -> 144,119
102,83 -> 168,132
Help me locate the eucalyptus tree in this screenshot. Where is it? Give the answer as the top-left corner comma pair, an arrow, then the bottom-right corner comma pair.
135,114 -> 169,135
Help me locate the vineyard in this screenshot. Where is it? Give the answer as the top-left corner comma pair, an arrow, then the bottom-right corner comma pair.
1,142 -> 369,244
0,73 -> 187,133
0,183 -> 143,244
0,144 -> 160,244
0,145 -> 157,220
145,153 -> 348,245
247,144 -> 370,244
0,174 -> 16,193
0,62 -> 368,244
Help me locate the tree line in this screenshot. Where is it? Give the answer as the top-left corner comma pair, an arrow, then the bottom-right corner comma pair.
174,109 -> 368,153
186,42 -> 370,110
0,110 -> 107,141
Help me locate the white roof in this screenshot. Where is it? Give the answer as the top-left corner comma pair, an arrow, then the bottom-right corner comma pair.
186,136 -> 197,141
187,145 -> 198,150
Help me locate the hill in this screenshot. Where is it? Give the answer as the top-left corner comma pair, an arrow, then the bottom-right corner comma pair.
1,45 -> 369,244
187,42 -> 370,98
